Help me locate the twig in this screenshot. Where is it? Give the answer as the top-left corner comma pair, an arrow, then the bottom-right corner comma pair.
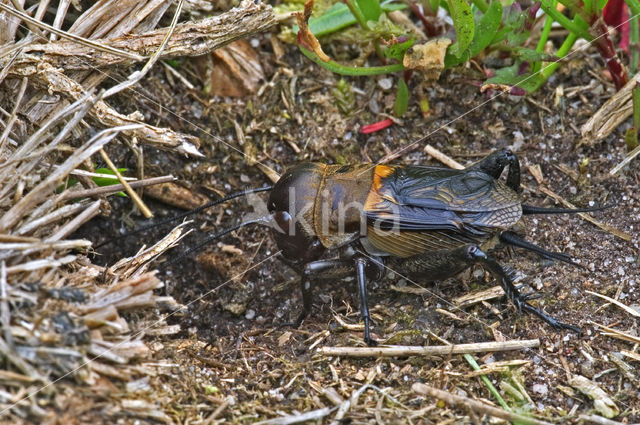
0,262 -> 12,347
590,321 -> 640,344
58,175 -> 176,201
609,143 -> 640,176
16,201 -> 90,236
413,383 -> 554,425
317,339 -> 540,357
5,255 -> 76,274
586,290 -> 640,318
99,148 -> 152,218
424,145 -> 465,169
0,124 -> 141,232
0,76 -> 27,151
45,199 -> 101,242
7,0 -> 275,71
102,0 -> 184,99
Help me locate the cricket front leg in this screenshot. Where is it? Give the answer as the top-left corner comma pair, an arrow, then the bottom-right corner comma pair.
282,259 -> 352,328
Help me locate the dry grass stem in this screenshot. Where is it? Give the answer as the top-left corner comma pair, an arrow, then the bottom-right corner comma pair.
581,73 -> 640,143
99,148 -> 152,218
586,290 -> 640,318
58,175 -> 176,201
413,383 -> 554,425
318,339 -> 540,357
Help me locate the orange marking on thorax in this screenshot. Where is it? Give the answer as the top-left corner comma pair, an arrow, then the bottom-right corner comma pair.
371,165 -> 394,191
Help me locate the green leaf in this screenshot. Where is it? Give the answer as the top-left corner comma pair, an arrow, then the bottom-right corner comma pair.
485,64 -> 542,93
93,167 -> 128,197
394,79 -> 409,117
293,2 -> 406,37
307,3 -> 356,36
511,47 -> 559,62
356,0 -> 382,22
384,38 -> 415,61
446,0 -> 474,58
468,1 -> 502,57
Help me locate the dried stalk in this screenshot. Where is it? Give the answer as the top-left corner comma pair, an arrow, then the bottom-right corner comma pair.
317,339 -> 540,357
413,383 -> 554,425
58,175 -> 176,201
6,0 -> 275,72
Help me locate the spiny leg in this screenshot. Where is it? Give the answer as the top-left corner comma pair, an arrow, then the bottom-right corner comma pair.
465,245 -> 581,334
499,231 -> 581,266
282,259 -> 352,328
354,256 -> 376,346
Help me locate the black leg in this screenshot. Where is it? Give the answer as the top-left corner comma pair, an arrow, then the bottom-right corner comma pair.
354,256 -> 376,346
281,259 -> 352,328
465,245 -> 581,334
499,231 -> 582,267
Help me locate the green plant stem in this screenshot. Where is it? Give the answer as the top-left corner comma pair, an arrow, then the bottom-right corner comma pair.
470,0 -> 488,14
299,46 -> 405,75
629,0 -> 640,75
533,31 -> 579,90
532,14 -> 554,73
343,0 -> 370,30
463,354 -> 511,411
626,0 -> 640,18
539,0 -> 591,40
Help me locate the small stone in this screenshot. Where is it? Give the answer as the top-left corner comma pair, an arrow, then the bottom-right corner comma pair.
378,78 -> 393,90
245,309 -> 256,320
532,383 -> 548,395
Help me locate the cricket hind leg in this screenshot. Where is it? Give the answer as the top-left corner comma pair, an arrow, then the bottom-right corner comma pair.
499,231 -> 582,267
466,245 -> 581,334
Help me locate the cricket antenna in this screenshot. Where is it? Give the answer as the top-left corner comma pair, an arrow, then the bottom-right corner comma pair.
157,215 -> 273,271
95,186 -> 273,249
521,204 -> 609,215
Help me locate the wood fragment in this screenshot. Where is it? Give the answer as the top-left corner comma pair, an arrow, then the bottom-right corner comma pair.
413,383 -> 554,425
581,72 -> 640,143
424,145 -> 464,169
454,285 -> 504,308
318,339 -> 540,357
144,182 -> 210,210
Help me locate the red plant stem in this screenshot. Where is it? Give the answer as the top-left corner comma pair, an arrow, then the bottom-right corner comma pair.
407,1 -> 439,37
590,17 -> 628,90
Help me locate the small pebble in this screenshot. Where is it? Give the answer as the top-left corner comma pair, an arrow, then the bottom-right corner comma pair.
378,78 -> 393,90
532,383 -> 548,395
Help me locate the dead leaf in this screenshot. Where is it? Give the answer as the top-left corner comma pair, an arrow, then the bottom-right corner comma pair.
207,39 -> 265,97
295,0 -> 330,62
